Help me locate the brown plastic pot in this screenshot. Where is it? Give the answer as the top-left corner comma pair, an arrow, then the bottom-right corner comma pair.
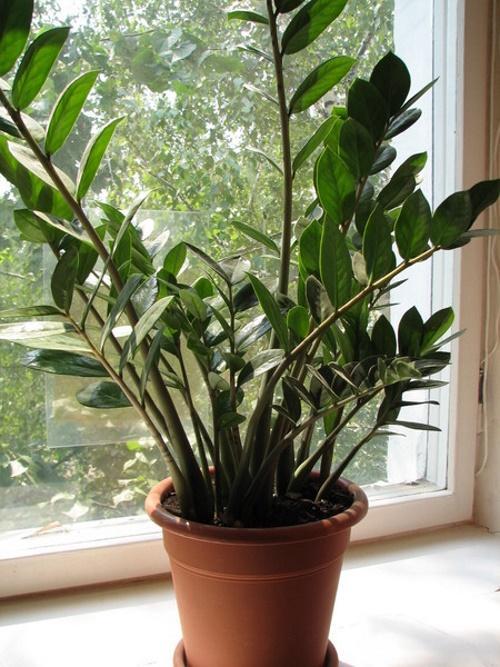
146,476 -> 368,667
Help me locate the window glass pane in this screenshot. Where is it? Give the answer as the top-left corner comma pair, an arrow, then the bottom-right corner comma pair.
0,0 -> 451,539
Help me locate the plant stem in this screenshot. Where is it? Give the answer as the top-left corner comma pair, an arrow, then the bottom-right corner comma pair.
267,0 -> 294,297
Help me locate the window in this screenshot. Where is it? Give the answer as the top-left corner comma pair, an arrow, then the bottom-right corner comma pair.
0,0 -> 488,596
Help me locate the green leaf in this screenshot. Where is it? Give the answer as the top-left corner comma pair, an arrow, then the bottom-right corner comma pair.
246,146 -> 282,173
398,306 -> 423,356
370,52 -> 411,115
362,205 -> 396,282
8,141 -> 75,193
139,329 -> 165,398
378,152 -> 427,211
185,242 -> 229,283
238,349 -> 284,386
120,296 -> 174,370
315,148 -> 355,225
180,289 -> 207,321
232,220 -> 280,255
0,115 -> 20,138
289,56 -> 354,114
163,242 -> 186,276
0,0 -> 33,77
13,208 -> 59,243
76,381 -> 131,409
371,314 -> 396,357
399,78 -> 438,114
276,0 -> 306,12
339,118 -> 375,179
99,274 -> 143,350
0,320 -> 89,352
45,71 -> 99,155
12,27 -> 70,109
75,242 -> 98,285
421,307 -> 454,354
23,349 -> 107,377
298,218 -> 322,276
0,305 -> 62,318
287,305 -> 309,339
320,214 -> 352,309
347,79 -> 389,141
468,179 -> 500,223
51,247 -> 79,312
292,116 -> 339,175
247,274 -> 289,351
76,117 -> 124,200
305,274 -> 328,323
227,10 -> 268,25
394,189 -> 431,260
385,108 -> 421,140
430,191 -> 473,247
370,144 -> 396,174
282,0 -> 348,55
389,420 -> 440,432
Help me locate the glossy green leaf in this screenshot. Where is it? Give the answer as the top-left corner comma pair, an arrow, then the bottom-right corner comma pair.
76,117 -> 124,200
247,146 -> 282,173
163,242 -> 186,276
120,296 -> 174,370
99,274 -> 143,350
75,242 -> 98,285
385,108 -> 421,140
76,381 -> 131,409
287,305 -> 309,339
282,0 -> 348,55
378,152 -> 427,210
469,179 -> 500,224
398,306 -> 423,356
371,314 -> 396,357
370,144 -> 396,174
305,274 -> 328,323
247,274 -> 289,351
0,0 -> 33,76
238,349 -> 284,386
45,70 -> 99,155
232,220 -> 280,255
185,242 -> 229,283
389,420 -> 440,432
347,79 -> 389,141
0,116 -> 20,138
370,52 -> 411,115
51,247 -> 79,312
23,348 -> 107,377
339,118 -> 375,179
139,329 -> 165,398
276,0 -> 306,12
0,320 -> 89,352
292,116 -> 338,175
227,10 -> 269,25
12,27 -> 70,109
399,78 -> 438,114
298,218 -> 322,276
0,305 -> 62,318
430,191 -> 472,247
320,214 -> 352,309
180,289 -> 207,321
13,208 -> 59,243
315,148 -> 356,225
0,137 -> 72,219
421,307 -> 454,354
362,206 -> 396,282
394,189 -> 431,260
8,141 -> 75,193
289,56 -> 354,114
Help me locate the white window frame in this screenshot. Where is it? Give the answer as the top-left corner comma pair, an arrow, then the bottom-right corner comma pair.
0,0 -> 491,598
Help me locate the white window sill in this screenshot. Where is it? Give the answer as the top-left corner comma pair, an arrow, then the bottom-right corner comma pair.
1,525 -> 499,667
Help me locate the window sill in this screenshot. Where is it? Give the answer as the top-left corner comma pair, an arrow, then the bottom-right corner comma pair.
1,525 -> 498,666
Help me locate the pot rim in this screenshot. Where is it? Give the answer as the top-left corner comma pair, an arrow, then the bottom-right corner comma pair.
145,476 -> 368,543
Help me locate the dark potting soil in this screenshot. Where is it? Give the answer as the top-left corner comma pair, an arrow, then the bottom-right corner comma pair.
162,480 -> 353,528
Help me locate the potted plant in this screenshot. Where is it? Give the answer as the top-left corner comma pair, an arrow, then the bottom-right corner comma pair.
0,1 -> 498,665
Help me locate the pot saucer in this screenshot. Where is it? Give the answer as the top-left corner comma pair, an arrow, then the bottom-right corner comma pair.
173,639 -> 339,666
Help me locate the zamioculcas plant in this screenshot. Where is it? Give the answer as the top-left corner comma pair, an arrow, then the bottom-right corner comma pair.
0,0 -> 498,525
0,1 -> 498,665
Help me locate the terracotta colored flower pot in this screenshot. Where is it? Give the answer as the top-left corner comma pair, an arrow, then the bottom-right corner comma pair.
146,477 -> 368,667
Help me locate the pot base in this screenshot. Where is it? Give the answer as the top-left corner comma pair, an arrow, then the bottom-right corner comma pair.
173,640 -> 339,667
